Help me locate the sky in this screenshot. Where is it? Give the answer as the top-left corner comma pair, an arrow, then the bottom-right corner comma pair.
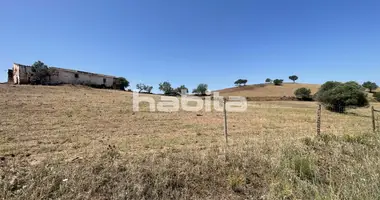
1,0 -> 379,92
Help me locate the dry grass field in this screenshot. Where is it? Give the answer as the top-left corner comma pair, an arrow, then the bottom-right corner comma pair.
1,84 -> 380,199
216,83 -> 321,98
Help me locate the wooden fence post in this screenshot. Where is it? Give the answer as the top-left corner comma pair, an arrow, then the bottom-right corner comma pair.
317,104 -> 321,135
223,97 -> 228,145
372,106 -> 376,133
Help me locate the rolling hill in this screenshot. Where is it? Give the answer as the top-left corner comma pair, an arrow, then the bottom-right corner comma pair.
215,83 -> 321,98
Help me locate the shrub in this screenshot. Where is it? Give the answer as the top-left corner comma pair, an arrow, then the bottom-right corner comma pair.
294,87 -> 312,101
315,81 -> 368,113
30,61 -> 56,85
115,77 -> 129,90
265,78 -> 272,83
273,79 -> 283,86
374,92 -> 380,102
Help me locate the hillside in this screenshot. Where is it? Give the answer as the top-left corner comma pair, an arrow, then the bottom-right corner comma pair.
215,83 -> 321,98
1,84 -> 380,199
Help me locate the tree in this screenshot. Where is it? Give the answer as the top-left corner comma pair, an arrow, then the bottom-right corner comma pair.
273,79 -> 284,86
362,81 -> 378,93
30,61 -> 54,85
159,81 -> 173,95
315,81 -> 368,113
136,83 -> 153,93
192,83 -> 208,96
265,78 -> 272,83
374,92 -> 380,102
234,79 -> 248,86
145,85 -> 153,94
241,79 -> 247,86
289,75 -> 298,83
115,77 -> 129,90
294,87 -> 312,101
175,85 -> 188,95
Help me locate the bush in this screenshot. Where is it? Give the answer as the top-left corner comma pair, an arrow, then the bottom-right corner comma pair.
315,81 -> 368,113
273,79 -> 283,86
294,87 -> 312,101
30,61 -> 56,85
115,77 -> 129,90
265,78 -> 272,83
374,92 -> 380,102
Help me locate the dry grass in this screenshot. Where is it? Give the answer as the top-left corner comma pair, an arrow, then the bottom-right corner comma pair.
1,84 -> 380,199
215,83 -> 321,98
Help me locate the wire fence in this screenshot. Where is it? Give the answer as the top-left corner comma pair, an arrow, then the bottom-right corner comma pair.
221,102 -> 380,147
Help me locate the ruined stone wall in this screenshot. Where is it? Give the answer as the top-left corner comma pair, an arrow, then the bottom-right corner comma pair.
11,63 -> 115,87
49,68 -> 115,87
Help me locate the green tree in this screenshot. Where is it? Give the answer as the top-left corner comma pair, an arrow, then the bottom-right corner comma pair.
289,75 -> 298,83
294,87 -> 312,101
115,77 -> 129,90
145,85 -> 153,93
234,79 -> 248,86
175,85 -> 188,95
273,79 -> 284,86
159,81 -> 173,95
265,78 -> 272,83
362,81 -> 378,93
192,83 -> 208,96
30,61 -> 55,85
315,81 -> 368,113
136,83 -> 153,93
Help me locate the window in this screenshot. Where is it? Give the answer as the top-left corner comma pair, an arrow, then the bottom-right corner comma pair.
75,74 -> 79,78
103,78 -> 106,84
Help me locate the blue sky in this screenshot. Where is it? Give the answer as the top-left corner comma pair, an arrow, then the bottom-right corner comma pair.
1,0 -> 379,92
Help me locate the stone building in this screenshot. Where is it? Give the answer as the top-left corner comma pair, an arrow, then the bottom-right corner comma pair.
8,63 -> 117,88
